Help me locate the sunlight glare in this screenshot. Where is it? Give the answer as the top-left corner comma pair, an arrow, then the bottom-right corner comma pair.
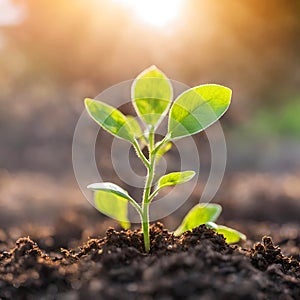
117,0 -> 183,28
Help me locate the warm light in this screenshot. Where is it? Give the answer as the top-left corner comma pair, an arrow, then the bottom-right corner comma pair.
116,0 -> 183,28
0,0 -> 25,26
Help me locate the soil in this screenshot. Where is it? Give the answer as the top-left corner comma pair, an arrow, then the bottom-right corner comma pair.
0,223 -> 299,300
0,171 -> 300,299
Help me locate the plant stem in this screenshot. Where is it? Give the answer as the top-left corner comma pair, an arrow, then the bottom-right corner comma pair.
141,127 -> 155,252
136,128 -> 169,252
133,140 -> 150,168
127,198 -> 143,217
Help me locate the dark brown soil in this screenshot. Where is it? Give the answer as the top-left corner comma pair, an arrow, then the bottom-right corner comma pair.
0,223 -> 299,300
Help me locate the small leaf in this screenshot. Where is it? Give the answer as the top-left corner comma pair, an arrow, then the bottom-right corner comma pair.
155,142 -> 172,162
132,65 -> 173,128
87,182 -> 134,201
174,203 -> 222,236
158,171 -> 195,190
168,84 -> 232,139
87,182 -> 132,229
85,98 -> 135,143
207,223 -> 246,244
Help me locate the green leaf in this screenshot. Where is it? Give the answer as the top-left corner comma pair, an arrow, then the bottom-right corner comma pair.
168,84 -> 232,139
87,182 -> 132,229
85,98 -> 135,143
158,171 -> 195,189
126,115 -> 147,146
87,182 -> 134,201
132,65 -> 173,128
206,222 -> 246,244
155,142 -> 172,162
174,203 -> 222,236
126,115 -> 143,138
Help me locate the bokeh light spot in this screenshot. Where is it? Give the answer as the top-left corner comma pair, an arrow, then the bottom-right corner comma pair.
116,0 -> 183,27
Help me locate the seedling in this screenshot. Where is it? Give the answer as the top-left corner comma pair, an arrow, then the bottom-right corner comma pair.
85,66 -> 246,252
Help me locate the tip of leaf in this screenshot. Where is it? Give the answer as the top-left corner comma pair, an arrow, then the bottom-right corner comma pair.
148,64 -> 158,70
189,170 -> 196,178
84,98 -> 94,107
198,203 -> 222,215
194,84 -> 232,104
136,65 -> 165,79
239,232 -> 247,241
222,85 -> 232,101
87,183 -> 96,190
121,221 -> 131,230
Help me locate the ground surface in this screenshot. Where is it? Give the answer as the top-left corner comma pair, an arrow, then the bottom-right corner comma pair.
0,171 -> 299,299
0,223 -> 299,300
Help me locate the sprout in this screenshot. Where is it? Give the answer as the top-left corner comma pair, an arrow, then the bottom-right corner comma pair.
85,66 -> 245,252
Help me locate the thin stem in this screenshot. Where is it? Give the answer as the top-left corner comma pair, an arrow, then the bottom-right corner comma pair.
141,201 -> 150,252
141,127 -> 156,252
133,139 -> 150,168
127,198 -> 143,217
148,188 -> 160,203
152,135 -> 170,155
148,138 -> 171,202
135,129 -> 169,252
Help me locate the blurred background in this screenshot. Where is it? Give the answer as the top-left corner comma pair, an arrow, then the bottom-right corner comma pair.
0,0 -> 299,251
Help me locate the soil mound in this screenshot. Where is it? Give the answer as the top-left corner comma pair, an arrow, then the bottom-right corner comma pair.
0,223 -> 299,299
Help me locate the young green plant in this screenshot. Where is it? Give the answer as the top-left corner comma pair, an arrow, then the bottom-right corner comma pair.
85,66 -> 245,252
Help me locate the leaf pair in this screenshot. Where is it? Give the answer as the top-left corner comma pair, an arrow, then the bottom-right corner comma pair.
133,66 -> 232,140
87,170 -> 196,228
174,203 -> 246,244
85,65 -> 232,143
